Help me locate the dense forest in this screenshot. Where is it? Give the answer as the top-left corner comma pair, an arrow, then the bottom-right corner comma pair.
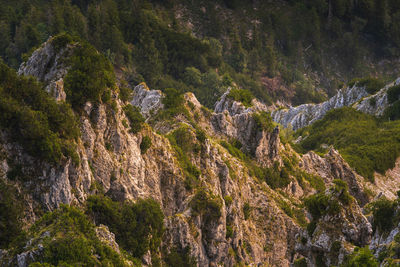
1,0 -> 400,107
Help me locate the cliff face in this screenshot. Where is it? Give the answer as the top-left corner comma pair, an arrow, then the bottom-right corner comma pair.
0,37 -> 392,267
272,78 -> 400,130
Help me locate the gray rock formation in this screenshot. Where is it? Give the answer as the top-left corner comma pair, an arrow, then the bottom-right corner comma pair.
272,78 -> 400,131
295,187 -> 372,266
18,36 -> 73,102
272,85 -> 369,130
354,78 -> 400,116
131,83 -> 163,119
213,88 -> 281,167
301,149 -> 369,206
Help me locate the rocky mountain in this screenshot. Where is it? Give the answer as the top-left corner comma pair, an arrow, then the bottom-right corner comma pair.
1,36 -> 400,267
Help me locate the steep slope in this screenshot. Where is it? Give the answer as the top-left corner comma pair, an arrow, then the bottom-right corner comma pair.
0,36 -> 391,267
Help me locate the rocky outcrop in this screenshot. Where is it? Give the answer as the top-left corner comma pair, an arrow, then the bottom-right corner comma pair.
213,89 -> 281,167
18,37 -> 73,101
272,85 -> 369,130
296,187 -> 372,266
301,149 -> 369,206
354,78 -> 400,116
95,224 -> 120,253
272,77 -> 400,130
214,87 -> 268,116
131,83 -> 163,119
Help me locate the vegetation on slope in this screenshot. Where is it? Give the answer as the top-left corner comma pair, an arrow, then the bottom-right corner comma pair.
64,40 -> 116,109
0,61 -> 79,164
12,205 -> 128,266
0,180 -> 24,249
2,0 -> 400,107
86,195 -> 164,259
297,107 -> 400,181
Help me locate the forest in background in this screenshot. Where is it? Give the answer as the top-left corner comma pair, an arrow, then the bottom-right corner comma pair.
1,0 -> 400,107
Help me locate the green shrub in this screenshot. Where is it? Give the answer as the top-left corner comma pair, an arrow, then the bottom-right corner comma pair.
123,104 -> 144,134
298,107 -> 400,181
243,202 -> 251,220
163,246 -> 197,267
226,225 -> 233,238
383,100 -> 400,121
357,77 -> 385,95
195,128 -> 207,143
220,140 -> 247,161
0,180 -> 24,248
227,88 -> 254,107
342,247 -> 378,267
51,33 -> 74,52
29,205 -> 125,266
332,179 -> 352,205
371,198 -> 396,233
331,240 -> 342,254
140,136 -> 152,154
119,83 -> 133,102
0,62 -> 79,164
220,139 -> 290,189
252,111 -> 275,132
64,41 -> 115,109
369,97 -> 376,107
168,127 -> 201,190
294,257 -> 307,267
301,172 -> 325,192
304,193 -> 332,220
162,88 -> 185,114
224,195 -> 233,206
387,85 -> 400,104
190,189 -> 222,223
86,195 -> 164,258
307,221 -> 317,236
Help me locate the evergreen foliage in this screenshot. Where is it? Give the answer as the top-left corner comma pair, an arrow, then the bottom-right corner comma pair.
297,107 -> 400,181
167,126 -> 201,190
86,195 -> 164,258
0,180 -> 23,249
3,0 -> 399,107
0,62 -> 79,164
64,41 -> 115,109
140,136 -> 152,154
342,247 -> 378,267
227,88 -> 254,107
26,205 -> 127,266
123,105 -> 145,134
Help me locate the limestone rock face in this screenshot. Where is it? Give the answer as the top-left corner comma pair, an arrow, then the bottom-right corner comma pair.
214,87 -> 268,116
301,149 -> 369,206
296,190 -> 372,266
131,83 -> 163,119
95,224 -> 120,253
354,78 -> 400,116
18,37 -> 72,102
272,85 -> 369,130
213,89 -> 281,167
3,37 -> 395,267
272,77 -> 400,130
